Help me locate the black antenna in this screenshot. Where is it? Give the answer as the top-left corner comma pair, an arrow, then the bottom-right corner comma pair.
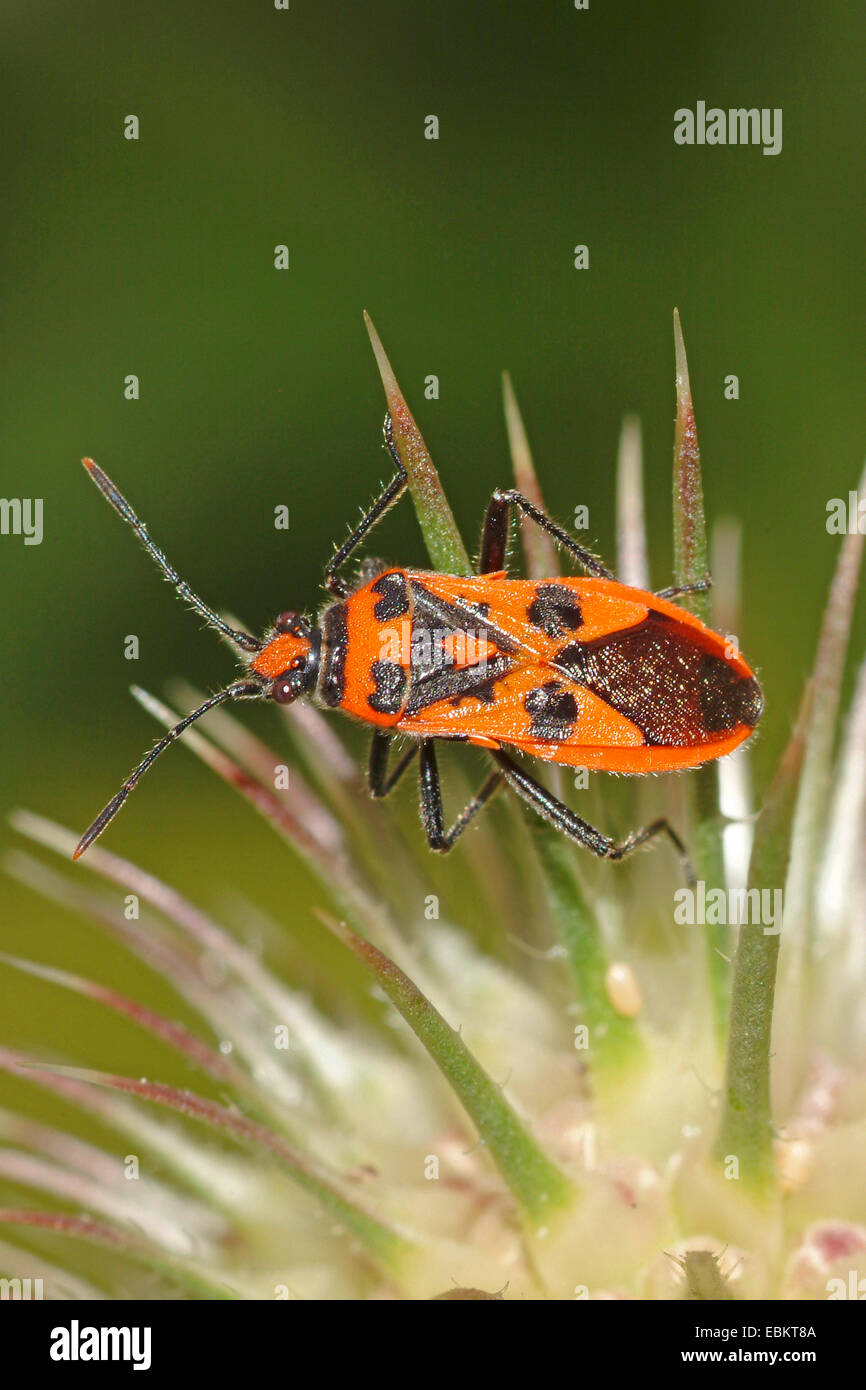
73,680 -> 262,859
82,459 -> 261,653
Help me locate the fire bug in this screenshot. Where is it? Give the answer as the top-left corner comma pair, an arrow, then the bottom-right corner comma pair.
73,416 -> 763,872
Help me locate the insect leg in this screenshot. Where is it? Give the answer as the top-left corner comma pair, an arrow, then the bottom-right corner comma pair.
368,730 -> 419,798
491,750 -> 696,885
324,415 -> 408,597
479,489 -> 614,578
418,741 -> 504,852
654,577 -> 713,600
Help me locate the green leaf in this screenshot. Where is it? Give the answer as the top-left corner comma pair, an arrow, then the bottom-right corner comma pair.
0,952 -> 247,1093
784,462 -> 866,954
317,911 -> 577,1221
22,1063 -> 413,1274
671,309 -> 710,623
671,309 -> 728,1038
0,1209 -> 240,1300
714,685 -> 811,1193
365,312 -> 471,576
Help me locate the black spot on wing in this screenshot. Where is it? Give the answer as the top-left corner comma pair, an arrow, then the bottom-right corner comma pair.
556,642 -> 587,680
450,674 -> 498,707
405,578 -> 518,713
368,660 -> 408,715
527,584 -> 583,639
372,570 -> 410,621
409,580 -> 517,654
405,652 -> 513,715
524,680 -> 578,742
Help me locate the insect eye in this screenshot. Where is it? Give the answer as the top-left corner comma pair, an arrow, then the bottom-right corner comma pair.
272,667 -> 305,703
275,611 -> 304,635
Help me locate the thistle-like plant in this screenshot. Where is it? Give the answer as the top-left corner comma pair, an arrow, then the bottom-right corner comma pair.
2,314 -> 865,1300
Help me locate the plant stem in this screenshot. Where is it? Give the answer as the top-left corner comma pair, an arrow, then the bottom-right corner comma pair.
714,689 -> 808,1192
671,308 -> 729,1038
531,820 -> 644,1085
364,312 -> 472,577
321,912 -> 577,1222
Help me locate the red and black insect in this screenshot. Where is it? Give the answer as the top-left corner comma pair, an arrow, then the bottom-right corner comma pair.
74,417 -> 763,872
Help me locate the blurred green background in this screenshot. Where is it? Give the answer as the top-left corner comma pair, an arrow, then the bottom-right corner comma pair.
1,3 -> 864,1116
